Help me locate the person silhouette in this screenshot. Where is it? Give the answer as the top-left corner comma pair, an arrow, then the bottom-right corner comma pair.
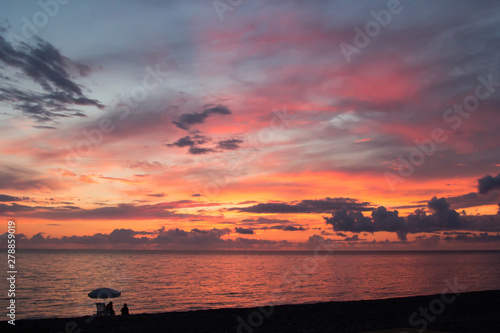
106,301 -> 115,316
121,303 -> 129,315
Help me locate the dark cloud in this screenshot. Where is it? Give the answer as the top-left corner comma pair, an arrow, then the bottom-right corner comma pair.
2,199 -> 223,220
443,232 -> 500,243
0,194 -> 28,202
442,231 -> 475,236
217,138 -> 243,150
188,146 -> 215,155
254,225 -> 304,231
308,229 -> 500,248
324,197 -> 495,241
107,228 -> 150,244
235,217 -> 307,232
168,136 -> 195,147
167,134 -> 215,155
478,174 -> 500,194
0,34 -> 102,122
428,196 -> 451,212
7,226 -> 500,250
325,206 -> 374,233
0,227 -> 230,246
0,202 -> 88,215
168,133 -> 242,155
371,206 -> 406,232
33,125 -> 57,129
192,194 -> 201,197
235,227 -> 254,235
230,197 -> 372,214
445,191 -> 499,209
240,217 -> 292,224
11,228 -> 151,245
428,196 -> 461,229
172,104 -> 231,130
0,165 -> 57,190
147,193 -> 166,197
4,202 -> 192,220
0,36 -> 80,93
153,228 -> 231,246
4,227 -> 294,250
282,226 -> 305,231
390,204 -> 427,210
344,234 -> 361,241
0,203 -> 37,213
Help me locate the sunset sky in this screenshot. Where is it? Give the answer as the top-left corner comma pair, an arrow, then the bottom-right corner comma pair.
1,0 -> 500,250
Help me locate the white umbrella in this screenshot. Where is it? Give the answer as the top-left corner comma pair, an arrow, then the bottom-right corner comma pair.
88,287 -> 121,299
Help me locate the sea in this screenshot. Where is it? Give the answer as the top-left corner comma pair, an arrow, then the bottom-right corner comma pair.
2,250 -> 500,320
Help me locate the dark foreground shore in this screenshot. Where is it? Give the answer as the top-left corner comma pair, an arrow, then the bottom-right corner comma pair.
2,290 -> 500,333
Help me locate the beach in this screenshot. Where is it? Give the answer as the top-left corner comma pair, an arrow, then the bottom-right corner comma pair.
2,290 -> 499,333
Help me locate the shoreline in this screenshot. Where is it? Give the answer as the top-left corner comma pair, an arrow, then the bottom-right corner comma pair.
2,290 -> 500,332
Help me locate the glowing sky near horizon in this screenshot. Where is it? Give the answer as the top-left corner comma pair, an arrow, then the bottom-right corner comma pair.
1,0 -> 500,250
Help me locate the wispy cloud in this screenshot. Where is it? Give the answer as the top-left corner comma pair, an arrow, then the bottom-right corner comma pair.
0,34 -> 102,122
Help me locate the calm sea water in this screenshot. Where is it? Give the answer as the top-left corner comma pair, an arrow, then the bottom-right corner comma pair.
2,250 -> 500,320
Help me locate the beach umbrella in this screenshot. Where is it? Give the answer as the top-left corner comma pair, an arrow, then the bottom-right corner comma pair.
88,287 -> 121,299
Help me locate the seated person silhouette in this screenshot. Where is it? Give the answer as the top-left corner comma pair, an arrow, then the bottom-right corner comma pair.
121,303 -> 130,316
106,301 -> 115,316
